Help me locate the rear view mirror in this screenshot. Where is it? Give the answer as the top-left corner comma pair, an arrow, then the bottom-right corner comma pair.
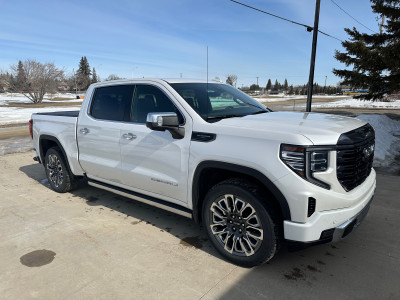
146,112 -> 184,139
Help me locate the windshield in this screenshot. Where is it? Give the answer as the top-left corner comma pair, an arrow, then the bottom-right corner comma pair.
170,83 -> 269,122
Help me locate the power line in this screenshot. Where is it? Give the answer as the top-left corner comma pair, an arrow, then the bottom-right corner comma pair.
319,30 -> 342,42
329,0 -> 377,33
230,0 -> 313,30
229,0 -> 342,42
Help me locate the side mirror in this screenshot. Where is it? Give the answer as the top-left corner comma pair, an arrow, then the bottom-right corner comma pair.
146,112 -> 184,139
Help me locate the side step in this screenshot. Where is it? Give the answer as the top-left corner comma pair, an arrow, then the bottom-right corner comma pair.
87,179 -> 192,219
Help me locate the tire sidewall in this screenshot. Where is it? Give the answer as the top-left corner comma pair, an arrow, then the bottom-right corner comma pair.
202,182 -> 277,267
44,147 -> 70,193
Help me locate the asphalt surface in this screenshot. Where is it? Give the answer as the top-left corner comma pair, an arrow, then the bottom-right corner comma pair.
0,152 -> 399,299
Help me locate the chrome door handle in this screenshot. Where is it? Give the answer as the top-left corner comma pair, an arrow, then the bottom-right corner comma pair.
122,133 -> 136,140
80,128 -> 89,134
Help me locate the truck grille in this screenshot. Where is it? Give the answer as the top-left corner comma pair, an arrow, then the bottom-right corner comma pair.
336,124 -> 375,192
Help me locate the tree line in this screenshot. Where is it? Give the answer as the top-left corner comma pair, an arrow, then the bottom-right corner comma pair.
0,57 -> 124,103
238,78 -> 341,95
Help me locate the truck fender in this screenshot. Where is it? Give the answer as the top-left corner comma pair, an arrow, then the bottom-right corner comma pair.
192,160 -> 291,223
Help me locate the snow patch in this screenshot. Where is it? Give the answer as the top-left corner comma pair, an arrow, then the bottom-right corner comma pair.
356,114 -> 400,168
0,93 -> 82,105
0,137 -> 33,155
312,99 -> 400,109
0,106 -> 80,125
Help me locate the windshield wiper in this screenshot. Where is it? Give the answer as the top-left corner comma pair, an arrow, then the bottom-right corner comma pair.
249,110 -> 269,115
206,114 -> 246,120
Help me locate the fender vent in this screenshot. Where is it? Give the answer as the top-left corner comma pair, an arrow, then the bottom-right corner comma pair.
307,197 -> 316,217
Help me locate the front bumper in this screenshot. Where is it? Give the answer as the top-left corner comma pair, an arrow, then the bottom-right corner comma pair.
283,174 -> 375,242
330,197 -> 372,242
286,197 -> 373,251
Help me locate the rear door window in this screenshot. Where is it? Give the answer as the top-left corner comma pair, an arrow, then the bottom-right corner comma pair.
90,85 -> 135,122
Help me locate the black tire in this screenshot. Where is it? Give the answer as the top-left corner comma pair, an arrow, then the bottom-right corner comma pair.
44,147 -> 77,193
202,178 -> 281,267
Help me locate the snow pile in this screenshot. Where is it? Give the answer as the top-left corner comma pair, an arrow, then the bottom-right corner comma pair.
0,106 -> 81,125
313,98 -> 400,109
0,137 -> 32,156
357,114 -> 400,168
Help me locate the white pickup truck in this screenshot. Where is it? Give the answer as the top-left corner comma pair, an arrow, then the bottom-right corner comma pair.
30,79 -> 376,267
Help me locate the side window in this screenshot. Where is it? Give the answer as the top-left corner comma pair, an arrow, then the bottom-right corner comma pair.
90,85 -> 134,122
131,85 -> 183,124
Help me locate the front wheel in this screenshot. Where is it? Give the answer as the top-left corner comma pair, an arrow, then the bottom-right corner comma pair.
203,179 -> 280,267
44,147 -> 77,193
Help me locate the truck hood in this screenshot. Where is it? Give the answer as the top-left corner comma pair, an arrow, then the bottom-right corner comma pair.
217,111 -> 367,145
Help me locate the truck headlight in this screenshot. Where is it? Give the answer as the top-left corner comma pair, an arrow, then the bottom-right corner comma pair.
280,144 -> 330,189
280,145 -> 306,177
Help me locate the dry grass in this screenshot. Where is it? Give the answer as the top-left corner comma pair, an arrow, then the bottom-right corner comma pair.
0,126 -> 29,139
0,101 -> 82,108
45,97 -> 79,101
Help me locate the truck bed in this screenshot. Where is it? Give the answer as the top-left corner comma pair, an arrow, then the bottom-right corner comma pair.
35,111 -> 79,117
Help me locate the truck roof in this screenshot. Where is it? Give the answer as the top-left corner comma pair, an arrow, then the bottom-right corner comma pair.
90,78 -> 223,87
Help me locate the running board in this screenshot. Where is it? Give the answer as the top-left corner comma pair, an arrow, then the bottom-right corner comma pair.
87,179 -> 192,219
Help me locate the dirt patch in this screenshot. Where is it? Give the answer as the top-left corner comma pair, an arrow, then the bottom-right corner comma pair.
0,126 -> 29,139
20,249 -> 56,267
284,267 -> 305,280
307,265 -> 321,272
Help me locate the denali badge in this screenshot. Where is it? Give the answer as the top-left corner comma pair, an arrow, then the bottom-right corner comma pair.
151,177 -> 178,187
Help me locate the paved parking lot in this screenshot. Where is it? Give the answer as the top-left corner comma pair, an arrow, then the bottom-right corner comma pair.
0,152 -> 399,299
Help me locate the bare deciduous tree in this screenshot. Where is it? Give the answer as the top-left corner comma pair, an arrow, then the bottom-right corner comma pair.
105,74 -> 124,81
226,74 -> 238,87
8,60 -> 64,103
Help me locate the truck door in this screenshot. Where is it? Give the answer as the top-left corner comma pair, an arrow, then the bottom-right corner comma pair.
77,84 -> 135,183
119,84 -> 192,204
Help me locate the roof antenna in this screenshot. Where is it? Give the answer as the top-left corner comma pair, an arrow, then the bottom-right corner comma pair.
206,46 -> 209,87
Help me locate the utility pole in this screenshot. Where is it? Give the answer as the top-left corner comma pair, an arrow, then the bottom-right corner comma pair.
72,68 -> 78,97
324,75 -> 327,94
306,0 -> 321,112
256,76 -> 259,86
379,15 -> 385,34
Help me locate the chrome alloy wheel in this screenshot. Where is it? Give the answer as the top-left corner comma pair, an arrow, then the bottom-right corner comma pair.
209,194 -> 264,256
46,154 -> 64,188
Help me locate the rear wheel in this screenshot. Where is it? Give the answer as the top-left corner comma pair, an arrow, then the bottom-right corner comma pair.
202,178 -> 280,267
44,147 -> 77,193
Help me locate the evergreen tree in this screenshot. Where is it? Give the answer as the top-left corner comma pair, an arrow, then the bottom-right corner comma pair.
15,60 -> 27,92
249,84 -> 260,90
289,85 -> 294,95
266,79 -> 272,90
273,79 -> 279,90
91,67 -> 98,84
333,0 -> 400,100
283,78 -> 288,91
76,56 -> 91,90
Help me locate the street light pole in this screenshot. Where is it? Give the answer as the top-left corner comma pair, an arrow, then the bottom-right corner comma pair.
306,0 -> 321,112
72,68 -> 78,97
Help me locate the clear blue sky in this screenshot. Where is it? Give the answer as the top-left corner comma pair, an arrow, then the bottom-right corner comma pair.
0,0 -> 379,87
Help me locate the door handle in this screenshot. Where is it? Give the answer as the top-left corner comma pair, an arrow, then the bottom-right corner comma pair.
80,128 -> 89,134
122,133 -> 137,140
